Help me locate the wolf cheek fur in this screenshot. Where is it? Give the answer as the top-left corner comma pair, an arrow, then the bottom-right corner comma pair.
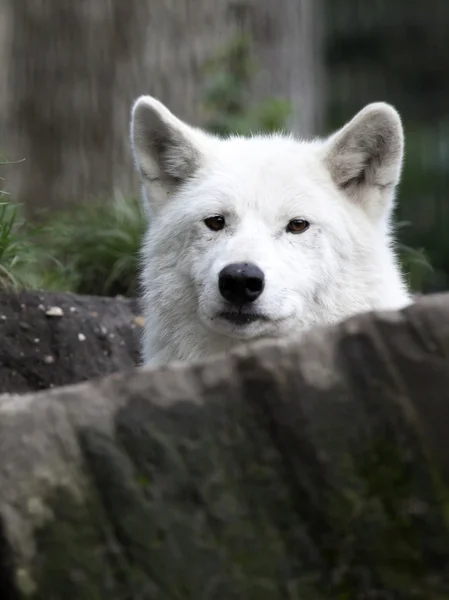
131,96 -> 411,366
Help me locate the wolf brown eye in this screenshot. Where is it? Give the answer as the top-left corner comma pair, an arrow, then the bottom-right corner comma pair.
205,215 -> 225,231
287,218 -> 309,234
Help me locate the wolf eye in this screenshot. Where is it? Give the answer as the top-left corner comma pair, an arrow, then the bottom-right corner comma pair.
286,218 -> 309,234
204,215 -> 225,231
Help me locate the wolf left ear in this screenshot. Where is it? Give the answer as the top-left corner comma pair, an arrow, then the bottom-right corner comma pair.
131,96 -> 211,211
324,103 -> 404,220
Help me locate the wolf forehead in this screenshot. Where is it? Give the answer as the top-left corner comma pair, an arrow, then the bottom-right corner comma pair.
149,133 -> 357,222
187,136 -> 335,192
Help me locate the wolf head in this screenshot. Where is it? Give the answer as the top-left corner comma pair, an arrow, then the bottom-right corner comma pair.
131,96 -> 411,366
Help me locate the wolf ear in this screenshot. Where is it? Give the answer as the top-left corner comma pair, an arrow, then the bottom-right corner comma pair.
324,102 -> 404,220
131,96 -> 210,210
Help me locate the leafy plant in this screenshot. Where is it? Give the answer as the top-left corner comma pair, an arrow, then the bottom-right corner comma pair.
201,35 -> 291,136
0,185 -> 145,296
0,158 -> 47,290
396,220 -> 433,292
0,197 -> 49,290
36,194 -> 145,297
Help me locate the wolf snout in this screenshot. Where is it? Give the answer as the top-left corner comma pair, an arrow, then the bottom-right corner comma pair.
218,262 -> 265,304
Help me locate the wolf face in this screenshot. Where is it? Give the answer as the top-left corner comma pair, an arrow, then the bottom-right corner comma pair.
131,97 -> 410,365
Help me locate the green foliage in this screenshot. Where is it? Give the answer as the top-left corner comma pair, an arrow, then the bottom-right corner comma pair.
37,195 -> 145,297
0,197 -> 44,289
0,194 -> 144,297
396,221 -> 433,292
397,122 -> 449,292
201,36 -> 291,136
0,158 -> 52,290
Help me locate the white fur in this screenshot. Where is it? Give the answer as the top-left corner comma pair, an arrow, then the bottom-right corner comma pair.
131,97 -> 411,366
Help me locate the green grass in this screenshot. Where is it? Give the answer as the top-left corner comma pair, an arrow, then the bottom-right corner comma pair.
0,197 -> 52,290
0,194 -> 145,297
36,194 -> 145,297
396,221 -> 433,292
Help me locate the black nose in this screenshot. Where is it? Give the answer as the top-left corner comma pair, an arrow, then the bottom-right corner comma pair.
218,262 -> 265,304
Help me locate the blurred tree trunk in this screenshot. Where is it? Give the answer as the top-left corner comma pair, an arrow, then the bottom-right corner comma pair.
248,0 -> 325,136
0,0 -> 324,217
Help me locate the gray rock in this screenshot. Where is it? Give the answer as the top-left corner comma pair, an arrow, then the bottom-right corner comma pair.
1,293 -> 449,598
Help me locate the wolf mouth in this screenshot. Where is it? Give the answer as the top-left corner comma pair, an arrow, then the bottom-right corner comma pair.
218,310 -> 269,326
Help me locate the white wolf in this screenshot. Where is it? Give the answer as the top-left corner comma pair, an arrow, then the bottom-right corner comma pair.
131,96 -> 411,366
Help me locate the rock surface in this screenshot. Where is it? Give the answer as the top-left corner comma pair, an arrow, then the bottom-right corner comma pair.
0,291 -> 142,394
1,293 -> 449,598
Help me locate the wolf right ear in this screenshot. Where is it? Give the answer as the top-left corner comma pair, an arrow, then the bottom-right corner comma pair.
131,96 -> 211,210
323,103 -> 404,221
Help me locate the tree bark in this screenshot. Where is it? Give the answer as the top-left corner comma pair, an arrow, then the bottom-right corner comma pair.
248,0 -> 325,136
